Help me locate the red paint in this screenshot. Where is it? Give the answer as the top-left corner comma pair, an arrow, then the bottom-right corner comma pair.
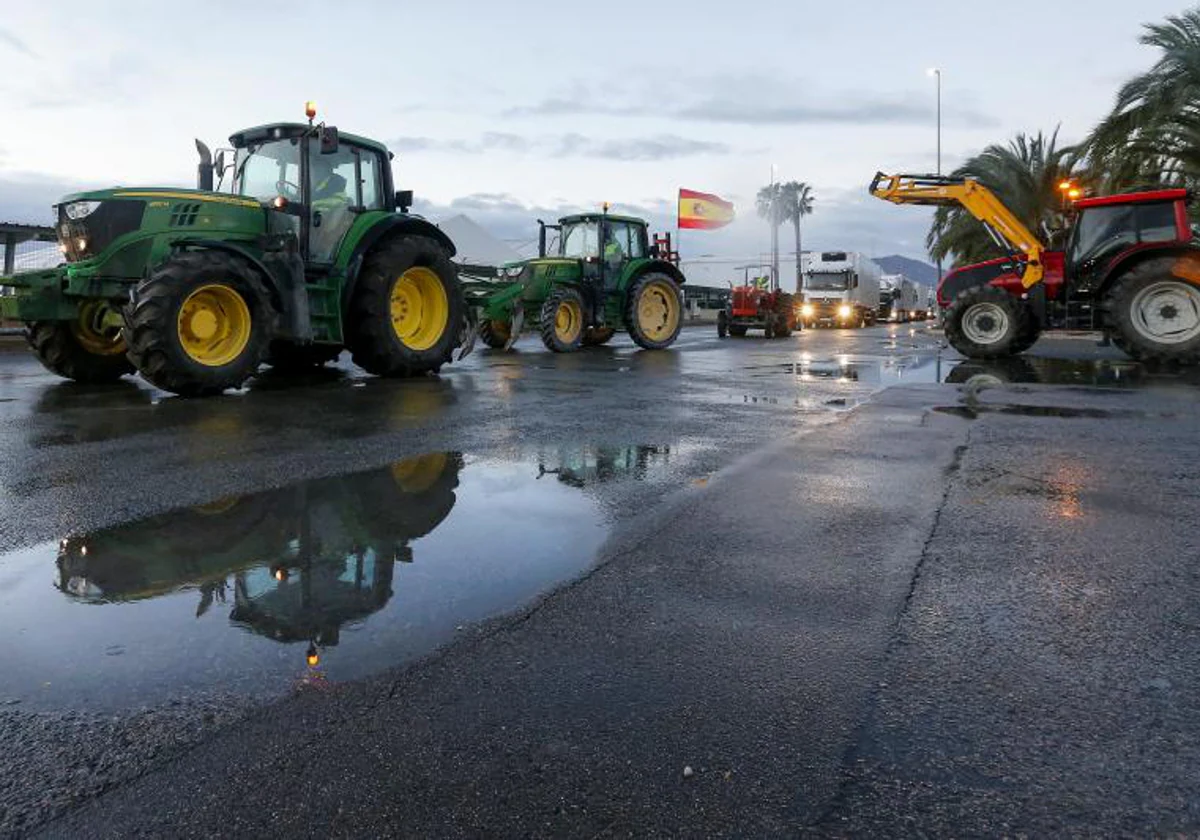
1073,188 -> 1187,209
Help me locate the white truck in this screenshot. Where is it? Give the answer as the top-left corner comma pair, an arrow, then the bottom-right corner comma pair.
799,251 -> 881,328
878,273 -> 921,322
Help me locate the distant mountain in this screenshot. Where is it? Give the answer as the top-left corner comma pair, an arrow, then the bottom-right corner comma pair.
873,255 -> 938,287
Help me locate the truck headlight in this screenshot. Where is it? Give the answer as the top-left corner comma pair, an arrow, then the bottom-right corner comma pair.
63,200 -> 101,220
801,304 -> 814,317
838,305 -> 853,319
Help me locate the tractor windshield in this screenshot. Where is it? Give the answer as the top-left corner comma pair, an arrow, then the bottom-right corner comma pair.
234,138 -> 302,202
805,271 -> 850,291
560,221 -> 600,259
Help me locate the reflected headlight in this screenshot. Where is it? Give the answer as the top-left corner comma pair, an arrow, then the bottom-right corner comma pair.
838,305 -> 853,318
63,200 -> 101,220
801,304 -> 814,317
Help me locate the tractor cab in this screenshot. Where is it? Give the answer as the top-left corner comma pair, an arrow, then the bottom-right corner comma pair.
542,212 -> 651,289
1063,190 -> 1191,294
222,120 -> 400,265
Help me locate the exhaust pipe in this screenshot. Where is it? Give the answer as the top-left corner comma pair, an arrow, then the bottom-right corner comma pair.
195,139 -> 214,192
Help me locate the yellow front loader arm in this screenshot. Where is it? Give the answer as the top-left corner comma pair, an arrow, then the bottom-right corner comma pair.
869,173 -> 1047,288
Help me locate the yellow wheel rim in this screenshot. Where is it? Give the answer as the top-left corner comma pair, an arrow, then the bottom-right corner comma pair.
554,299 -> 583,344
636,280 -> 680,341
193,496 -> 239,516
390,267 -> 450,351
177,284 -> 252,367
390,452 -> 448,493
71,300 -> 126,356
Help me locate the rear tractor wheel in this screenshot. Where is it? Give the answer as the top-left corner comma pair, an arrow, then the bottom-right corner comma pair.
124,251 -> 274,396
625,272 -> 683,350
1104,258 -> 1200,363
943,285 -> 1033,359
346,235 -> 464,377
26,299 -> 133,383
539,287 -> 585,353
717,310 -> 728,338
479,319 -> 512,350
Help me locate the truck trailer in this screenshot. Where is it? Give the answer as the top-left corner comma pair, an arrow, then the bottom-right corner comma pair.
800,251 -> 880,328
878,274 -> 921,322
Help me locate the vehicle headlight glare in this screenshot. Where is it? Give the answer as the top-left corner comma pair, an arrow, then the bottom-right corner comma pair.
64,201 -> 101,220
801,304 -> 814,317
75,238 -> 88,252
838,305 -> 852,318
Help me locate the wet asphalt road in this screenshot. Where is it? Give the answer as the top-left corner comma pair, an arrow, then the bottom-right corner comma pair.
1,324 -> 1199,837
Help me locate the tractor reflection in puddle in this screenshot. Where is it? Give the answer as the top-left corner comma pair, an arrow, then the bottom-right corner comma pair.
55,453 -> 461,668
945,356 -> 1200,389
535,445 -> 672,488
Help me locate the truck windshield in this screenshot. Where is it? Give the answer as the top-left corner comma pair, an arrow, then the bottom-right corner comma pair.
234,138 -> 302,202
560,221 -> 600,258
806,271 -> 850,291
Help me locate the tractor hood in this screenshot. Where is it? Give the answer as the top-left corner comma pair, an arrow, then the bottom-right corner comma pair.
496,257 -> 580,281
56,186 -> 261,209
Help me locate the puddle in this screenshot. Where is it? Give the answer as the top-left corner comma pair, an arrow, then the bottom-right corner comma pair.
0,448 -> 672,711
933,404 -> 1128,421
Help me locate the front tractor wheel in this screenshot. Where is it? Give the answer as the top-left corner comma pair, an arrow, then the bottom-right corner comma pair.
625,272 -> 683,350
124,252 -> 274,396
1104,258 -> 1200,363
26,300 -> 133,383
943,286 -> 1033,359
479,319 -> 512,350
347,236 -> 464,377
539,287 -> 585,353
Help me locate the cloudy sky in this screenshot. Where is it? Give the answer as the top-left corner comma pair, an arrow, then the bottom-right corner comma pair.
0,0 -> 1186,281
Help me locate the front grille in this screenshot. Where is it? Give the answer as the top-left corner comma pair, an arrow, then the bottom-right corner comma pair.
169,203 -> 202,227
57,200 -> 145,263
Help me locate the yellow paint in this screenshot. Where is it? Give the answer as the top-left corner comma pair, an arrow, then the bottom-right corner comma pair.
115,191 -> 260,209
554,297 -> 583,344
390,452 -> 449,493
635,279 -> 681,341
389,267 -> 449,351
70,299 -> 126,356
176,283 -> 252,367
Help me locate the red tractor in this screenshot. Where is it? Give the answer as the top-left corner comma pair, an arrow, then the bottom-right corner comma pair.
872,173 -> 1200,362
717,265 -> 799,339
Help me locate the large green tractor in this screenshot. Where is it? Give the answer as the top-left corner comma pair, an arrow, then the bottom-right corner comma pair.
461,210 -> 686,354
0,107 -> 463,396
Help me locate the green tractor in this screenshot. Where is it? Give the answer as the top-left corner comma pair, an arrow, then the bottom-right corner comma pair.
0,106 -> 463,396
461,210 -> 686,354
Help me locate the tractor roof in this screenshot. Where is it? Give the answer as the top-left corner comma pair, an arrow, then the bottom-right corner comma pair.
560,212 -> 647,226
228,123 -> 390,155
1074,188 -> 1189,209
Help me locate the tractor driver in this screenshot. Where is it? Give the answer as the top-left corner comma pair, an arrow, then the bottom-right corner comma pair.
602,224 -> 626,282
309,156 -> 352,261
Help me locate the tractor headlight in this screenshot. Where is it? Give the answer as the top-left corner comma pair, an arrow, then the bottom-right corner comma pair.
801,304 -> 814,317
838,305 -> 853,319
63,200 -> 101,220
504,265 -> 524,278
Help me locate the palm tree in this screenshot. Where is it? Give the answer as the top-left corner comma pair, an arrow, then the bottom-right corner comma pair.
1088,9 -> 1200,192
756,183 -> 784,287
777,182 -> 815,291
928,130 -> 1082,267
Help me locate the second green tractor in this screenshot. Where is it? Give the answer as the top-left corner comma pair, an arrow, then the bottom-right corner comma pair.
462,212 -> 686,354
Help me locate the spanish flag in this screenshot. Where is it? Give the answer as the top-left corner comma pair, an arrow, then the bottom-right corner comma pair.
678,188 -> 735,230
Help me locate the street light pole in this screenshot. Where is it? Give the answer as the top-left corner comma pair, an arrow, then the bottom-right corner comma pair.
928,67 -> 943,299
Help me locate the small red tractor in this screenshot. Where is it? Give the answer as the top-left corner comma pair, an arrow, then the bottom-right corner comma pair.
717,264 -> 799,339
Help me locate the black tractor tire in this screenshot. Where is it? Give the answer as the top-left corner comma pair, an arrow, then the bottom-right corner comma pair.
583,326 -> 616,346
355,452 -> 464,544
346,235 -> 463,377
265,341 -> 342,372
773,312 -> 793,338
729,325 -> 748,337
479,319 -> 512,350
539,286 -> 586,353
625,272 -> 684,350
1102,258 -> 1200,363
763,317 -> 774,339
25,317 -> 133,383
716,310 -> 728,338
1010,316 -> 1042,355
943,285 -> 1034,359
123,251 -> 275,396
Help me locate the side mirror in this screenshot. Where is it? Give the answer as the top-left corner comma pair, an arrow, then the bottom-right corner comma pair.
214,150 -> 227,179
320,126 -> 340,154
395,189 -> 413,212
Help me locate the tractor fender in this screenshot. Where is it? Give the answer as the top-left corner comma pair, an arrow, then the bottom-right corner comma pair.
625,259 -> 685,289
342,215 -> 458,308
1095,244 -> 1200,297
173,239 -> 284,314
